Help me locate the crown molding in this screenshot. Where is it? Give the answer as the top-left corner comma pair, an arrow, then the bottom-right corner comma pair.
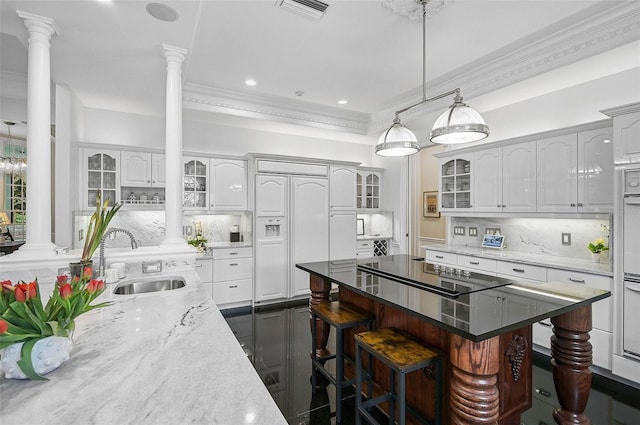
183,83 -> 371,135
369,1 -> 640,133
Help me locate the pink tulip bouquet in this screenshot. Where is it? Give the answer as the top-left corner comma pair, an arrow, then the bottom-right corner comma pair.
0,267 -> 112,380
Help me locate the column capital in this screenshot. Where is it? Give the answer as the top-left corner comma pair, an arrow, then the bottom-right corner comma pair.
17,10 -> 60,38
162,44 -> 188,64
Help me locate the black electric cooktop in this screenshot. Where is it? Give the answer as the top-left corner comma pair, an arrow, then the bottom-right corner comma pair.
356,255 -> 514,298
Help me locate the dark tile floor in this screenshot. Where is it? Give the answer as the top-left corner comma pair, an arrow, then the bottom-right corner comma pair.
223,302 -> 640,425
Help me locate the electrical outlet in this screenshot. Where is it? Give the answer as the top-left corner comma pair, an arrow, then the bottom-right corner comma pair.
469,227 -> 478,237
453,226 -> 465,236
562,233 -> 571,245
183,225 -> 193,236
486,227 -> 501,235
78,229 -> 84,241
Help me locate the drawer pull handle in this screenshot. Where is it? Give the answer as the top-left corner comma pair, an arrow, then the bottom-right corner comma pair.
229,285 -> 238,288
512,268 -> 525,273
362,243 -> 369,246
435,255 -> 444,259
229,263 -> 238,266
538,321 -> 552,327
569,278 -> 585,283
535,388 -> 551,398
195,264 -> 203,268
229,252 -> 238,255
469,261 -> 480,265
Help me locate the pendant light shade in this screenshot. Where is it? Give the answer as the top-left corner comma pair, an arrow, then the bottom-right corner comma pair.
429,94 -> 489,144
375,117 -> 420,157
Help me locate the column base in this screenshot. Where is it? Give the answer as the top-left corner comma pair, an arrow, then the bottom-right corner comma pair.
9,242 -> 57,258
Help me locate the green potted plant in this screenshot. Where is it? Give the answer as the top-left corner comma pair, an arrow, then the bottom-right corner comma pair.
70,190 -> 122,277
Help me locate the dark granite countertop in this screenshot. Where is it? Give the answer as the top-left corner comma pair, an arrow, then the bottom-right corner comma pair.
296,254 -> 610,342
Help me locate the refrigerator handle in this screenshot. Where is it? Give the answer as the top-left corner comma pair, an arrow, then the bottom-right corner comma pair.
624,197 -> 640,205
626,282 -> 640,292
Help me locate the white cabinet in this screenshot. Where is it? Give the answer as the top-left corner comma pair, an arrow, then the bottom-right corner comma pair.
537,129 -> 613,213
209,158 -> 247,210
496,260 -> 547,282
356,169 -> 381,209
212,247 -> 252,307
472,147 -> 502,212
457,254 -> 497,274
425,249 -> 457,265
255,175 -> 287,216
356,240 -> 374,257
330,165 -> 356,209
608,105 -> 640,164
120,151 -> 166,187
330,210 -> 356,260
255,239 -> 288,302
183,156 -> 209,209
81,148 -> 120,209
195,257 -> 213,299
440,156 -> 472,211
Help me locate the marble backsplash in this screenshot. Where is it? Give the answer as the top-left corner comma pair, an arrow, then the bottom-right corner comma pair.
449,216 -> 612,262
73,211 -> 252,250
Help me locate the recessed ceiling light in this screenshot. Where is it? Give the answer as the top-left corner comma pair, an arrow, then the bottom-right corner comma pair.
245,80 -> 257,86
146,3 -> 179,22
338,99 -> 348,105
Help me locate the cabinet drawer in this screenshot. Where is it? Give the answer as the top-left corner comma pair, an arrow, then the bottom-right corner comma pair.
195,258 -> 213,283
357,240 -> 374,250
547,268 -> 612,332
425,250 -> 457,265
457,254 -> 496,274
497,260 -> 547,282
214,258 -> 253,282
212,247 -> 252,260
213,279 -> 252,305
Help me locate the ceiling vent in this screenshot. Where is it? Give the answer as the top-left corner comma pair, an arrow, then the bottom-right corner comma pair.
276,0 -> 329,21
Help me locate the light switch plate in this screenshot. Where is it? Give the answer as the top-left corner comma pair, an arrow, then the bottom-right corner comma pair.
562,232 -> 571,245
453,226 -> 465,236
469,227 -> 478,237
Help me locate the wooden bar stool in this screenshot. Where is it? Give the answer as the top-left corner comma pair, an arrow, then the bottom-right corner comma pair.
355,327 -> 442,425
311,301 -> 375,424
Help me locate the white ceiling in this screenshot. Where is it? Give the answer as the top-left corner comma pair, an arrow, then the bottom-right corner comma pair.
1,0 -> 638,143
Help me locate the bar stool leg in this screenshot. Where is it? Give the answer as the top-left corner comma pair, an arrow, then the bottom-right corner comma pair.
311,312 -> 318,393
435,360 -> 442,425
355,341 -> 362,425
336,327 -> 344,423
388,368 -> 395,425
399,371 -> 406,425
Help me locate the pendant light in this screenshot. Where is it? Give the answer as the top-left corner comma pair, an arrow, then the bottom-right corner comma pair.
376,0 -> 489,156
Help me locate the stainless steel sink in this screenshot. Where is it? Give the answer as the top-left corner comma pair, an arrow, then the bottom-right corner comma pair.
113,277 -> 186,295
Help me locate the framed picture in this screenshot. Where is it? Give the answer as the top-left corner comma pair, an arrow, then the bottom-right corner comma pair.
423,191 -> 440,218
356,218 -> 365,236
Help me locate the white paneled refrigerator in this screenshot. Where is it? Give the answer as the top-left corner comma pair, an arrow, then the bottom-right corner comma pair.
255,174 -> 329,303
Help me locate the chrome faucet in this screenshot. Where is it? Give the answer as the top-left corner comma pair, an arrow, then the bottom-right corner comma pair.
99,228 -> 138,276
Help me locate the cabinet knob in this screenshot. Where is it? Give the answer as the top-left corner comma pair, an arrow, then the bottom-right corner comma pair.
497,204 -> 501,208
147,180 -> 150,183
502,204 -> 506,208
577,202 -> 583,207
570,203 -> 576,207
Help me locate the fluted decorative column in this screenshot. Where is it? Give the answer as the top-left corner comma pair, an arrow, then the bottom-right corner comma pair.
15,11 -> 59,256
161,44 -> 189,247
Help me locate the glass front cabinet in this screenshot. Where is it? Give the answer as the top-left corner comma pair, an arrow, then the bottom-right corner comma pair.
440,156 -> 472,211
82,148 -> 119,209
356,169 -> 381,209
183,156 -> 209,210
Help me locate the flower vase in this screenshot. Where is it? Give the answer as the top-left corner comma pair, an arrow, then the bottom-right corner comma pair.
69,260 -> 93,278
0,336 -> 72,379
591,252 -> 601,263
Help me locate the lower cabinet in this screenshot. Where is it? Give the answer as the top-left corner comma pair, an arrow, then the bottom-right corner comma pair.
356,239 -> 390,258
195,257 -> 214,299
212,247 -> 253,307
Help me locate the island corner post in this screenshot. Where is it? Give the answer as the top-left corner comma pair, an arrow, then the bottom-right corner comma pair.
307,271 -> 596,425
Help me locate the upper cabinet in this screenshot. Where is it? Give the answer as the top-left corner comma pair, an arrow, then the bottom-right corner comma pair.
256,174 -> 288,216
330,165 -> 356,209
440,156 -> 472,211
357,169 -> 382,209
210,158 -> 247,211
182,157 -> 247,211
537,128 -> 613,213
502,142 -> 537,212
121,151 -> 166,188
602,103 -> 640,164
81,148 -> 120,209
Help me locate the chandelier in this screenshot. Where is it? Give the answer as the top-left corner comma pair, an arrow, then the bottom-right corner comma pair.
0,121 -> 27,175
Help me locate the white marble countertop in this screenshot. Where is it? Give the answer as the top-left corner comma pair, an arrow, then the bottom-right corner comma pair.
356,235 -> 392,241
421,242 -> 613,277
0,271 -> 287,425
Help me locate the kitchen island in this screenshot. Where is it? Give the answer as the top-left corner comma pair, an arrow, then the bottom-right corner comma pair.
0,271 -> 287,425
297,255 -> 611,425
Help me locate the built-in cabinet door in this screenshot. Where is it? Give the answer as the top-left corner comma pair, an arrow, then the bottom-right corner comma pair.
330,210 -> 356,260
210,158 -> 247,210
472,148 -> 502,212
536,134 -> 577,213
255,239 -> 288,301
121,151 -> 152,186
502,141 -> 537,212
151,154 -> 166,187
330,165 -> 356,209
613,110 -> 640,163
577,128 -> 614,212
255,175 -> 287,216
291,177 -> 329,297
82,148 -> 120,208
183,156 -> 209,209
